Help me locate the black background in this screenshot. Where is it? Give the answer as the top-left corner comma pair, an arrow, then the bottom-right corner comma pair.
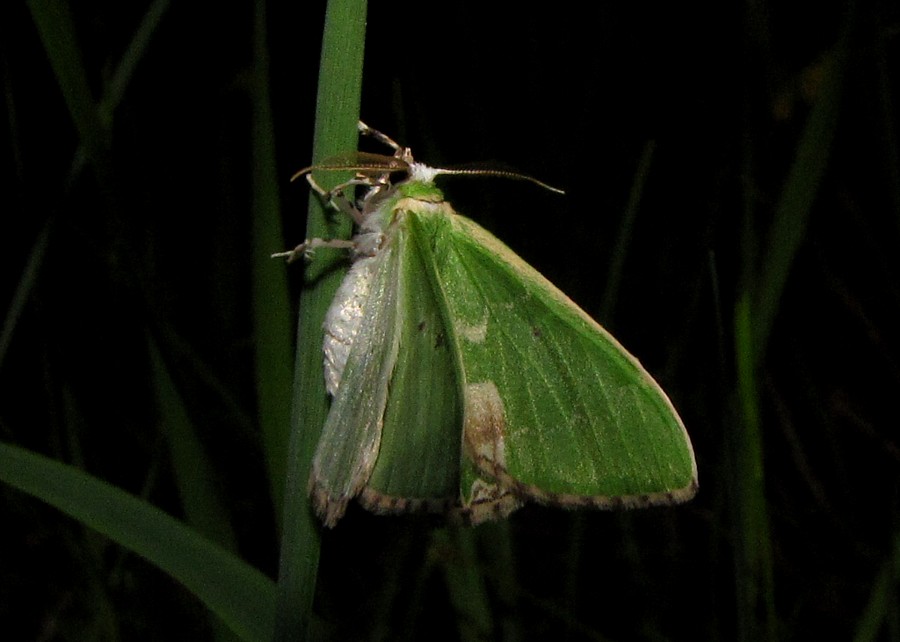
2,1 -> 898,640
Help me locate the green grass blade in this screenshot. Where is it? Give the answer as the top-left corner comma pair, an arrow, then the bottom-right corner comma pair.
0,442 -> 276,642
434,528 -> 495,640
731,26 -> 849,641
4,1 -> 169,368
250,0 -> 293,524
98,0 -> 170,124
27,0 -> 111,174
476,521 -> 522,641
273,0 -> 367,639
752,37 -> 847,357
0,223 -> 49,367
853,530 -> 900,642
600,138 -> 656,322
149,337 -> 238,551
149,337 -> 242,642
732,294 -> 775,641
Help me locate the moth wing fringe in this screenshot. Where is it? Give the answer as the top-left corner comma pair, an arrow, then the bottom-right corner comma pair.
473,456 -> 699,512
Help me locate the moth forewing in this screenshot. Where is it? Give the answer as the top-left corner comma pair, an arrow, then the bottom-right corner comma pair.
398,206 -> 526,524
309,230 -> 404,528
359,205 -> 464,511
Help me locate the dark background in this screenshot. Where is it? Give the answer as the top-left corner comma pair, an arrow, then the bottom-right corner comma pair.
2,1 -> 898,640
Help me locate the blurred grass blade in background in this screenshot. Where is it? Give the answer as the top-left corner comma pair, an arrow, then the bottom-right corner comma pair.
0,442 -> 276,642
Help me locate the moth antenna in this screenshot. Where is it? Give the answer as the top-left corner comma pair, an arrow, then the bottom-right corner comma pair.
426,167 -> 566,195
290,153 -> 411,183
292,124 -> 563,199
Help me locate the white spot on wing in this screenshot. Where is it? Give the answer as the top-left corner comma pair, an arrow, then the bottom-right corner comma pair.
457,317 -> 488,344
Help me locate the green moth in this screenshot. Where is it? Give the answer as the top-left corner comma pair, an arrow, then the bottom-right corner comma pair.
278,122 -> 697,528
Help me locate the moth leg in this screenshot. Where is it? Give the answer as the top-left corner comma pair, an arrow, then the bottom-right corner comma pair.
307,174 -> 375,224
271,237 -> 356,263
307,172 -> 380,200
358,121 -> 401,152
358,121 -> 415,166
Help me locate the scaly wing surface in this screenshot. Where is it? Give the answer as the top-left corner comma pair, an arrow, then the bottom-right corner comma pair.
408,209 -> 697,513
